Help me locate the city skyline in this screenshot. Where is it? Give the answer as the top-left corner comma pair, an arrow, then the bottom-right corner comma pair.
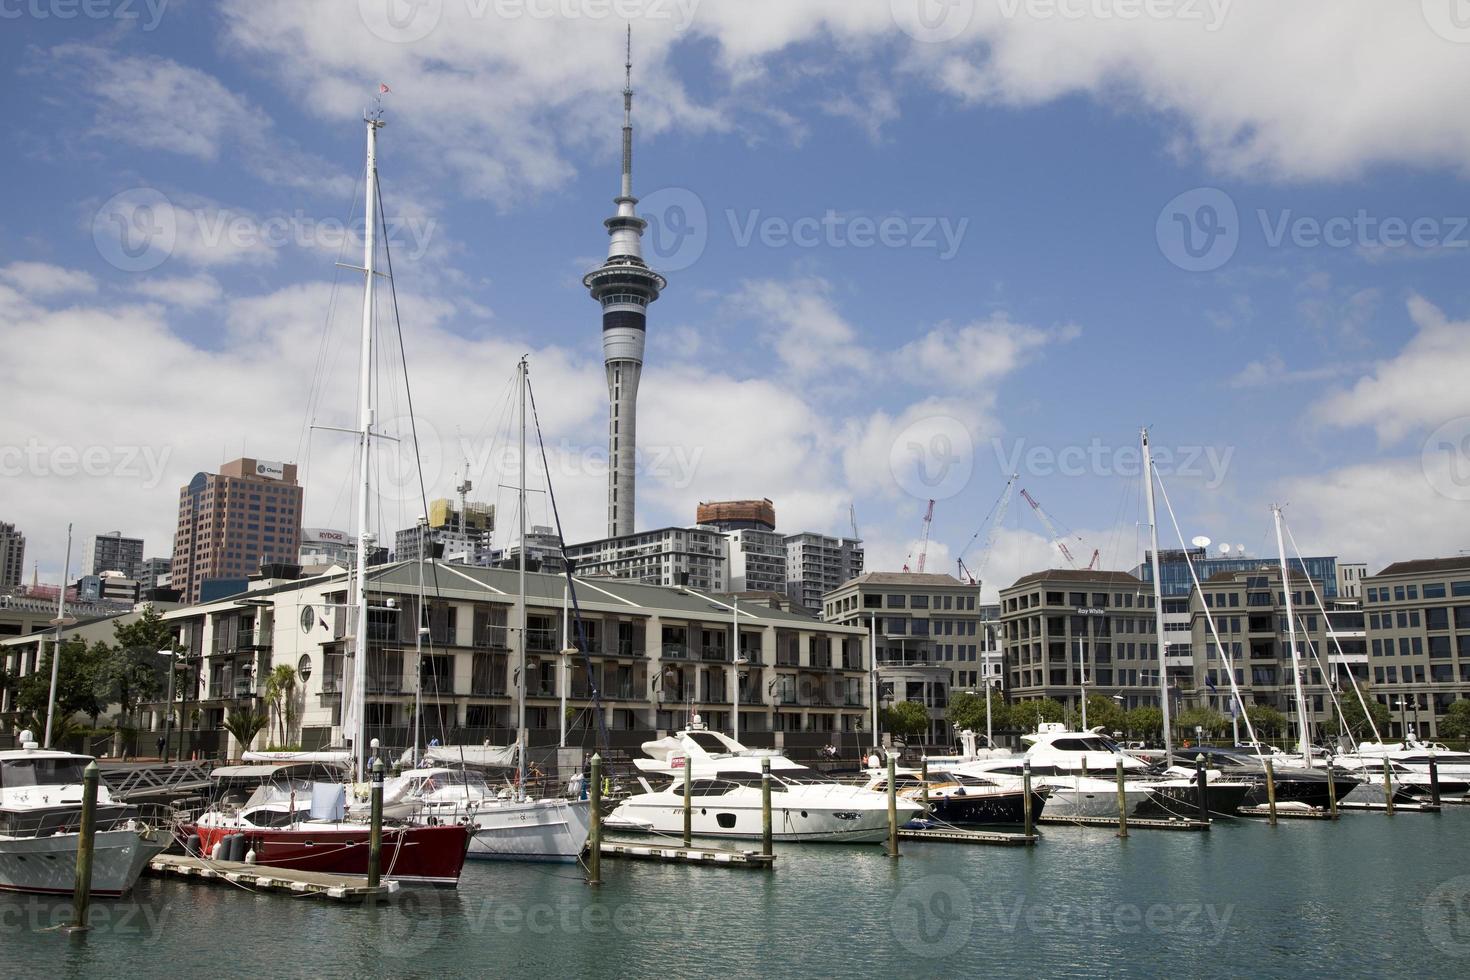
3,5 -> 1470,600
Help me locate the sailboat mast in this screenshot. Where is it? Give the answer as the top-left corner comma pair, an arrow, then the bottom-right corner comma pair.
517,356 -> 529,794
413,518 -> 426,768
351,109 -> 383,780
1142,428 -> 1174,764
42,522 -> 73,748
1273,505 -> 1313,765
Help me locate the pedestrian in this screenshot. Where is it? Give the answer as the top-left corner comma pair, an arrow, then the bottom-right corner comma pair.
156,735 -> 166,758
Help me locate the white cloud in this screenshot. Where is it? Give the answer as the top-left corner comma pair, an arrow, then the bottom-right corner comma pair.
896,314 -> 1078,389
725,276 -> 874,378
131,274 -> 223,310
1313,295 -> 1470,443
1228,353 -> 1349,390
0,262 -> 97,297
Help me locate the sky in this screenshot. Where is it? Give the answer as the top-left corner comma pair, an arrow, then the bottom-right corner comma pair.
3,0 -> 1470,600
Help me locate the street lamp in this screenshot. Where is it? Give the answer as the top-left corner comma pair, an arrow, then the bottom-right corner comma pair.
732,656 -> 750,745
157,649 -> 183,763
1394,698 -> 1408,740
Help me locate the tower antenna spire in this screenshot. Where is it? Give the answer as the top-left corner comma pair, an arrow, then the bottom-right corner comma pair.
621,24 -> 634,200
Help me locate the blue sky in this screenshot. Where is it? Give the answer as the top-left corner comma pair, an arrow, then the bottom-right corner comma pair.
3,1 -> 1469,595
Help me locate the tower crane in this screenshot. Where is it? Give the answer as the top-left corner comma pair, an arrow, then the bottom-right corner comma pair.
1020,488 -> 1097,569
956,475 -> 1017,588
902,499 -> 936,573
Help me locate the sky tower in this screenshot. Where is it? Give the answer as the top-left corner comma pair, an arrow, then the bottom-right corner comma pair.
583,28 -> 665,538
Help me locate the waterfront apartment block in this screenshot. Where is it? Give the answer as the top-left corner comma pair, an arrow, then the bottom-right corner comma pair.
786,533 -> 863,613
565,526 -> 728,590
1362,556 -> 1470,737
725,528 -> 788,594
169,458 -> 304,604
87,530 -> 145,580
0,522 -> 24,590
823,572 -> 984,742
999,569 -> 1165,713
111,563 -> 867,757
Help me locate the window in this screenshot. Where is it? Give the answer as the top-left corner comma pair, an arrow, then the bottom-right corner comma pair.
886,595 -> 907,609
1452,581 -> 1470,597
911,594 -> 930,609
1427,608 -> 1449,631
1424,583 -> 1446,599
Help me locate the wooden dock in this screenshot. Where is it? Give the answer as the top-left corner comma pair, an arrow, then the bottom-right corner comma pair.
1338,800 -> 1441,813
147,854 -> 401,900
1236,804 -> 1336,820
896,827 -> 1038,846
598,839 -> 775,868
1037,814 -> 1210,832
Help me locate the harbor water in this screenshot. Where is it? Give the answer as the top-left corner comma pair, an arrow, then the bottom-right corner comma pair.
8,809 -> 1470,977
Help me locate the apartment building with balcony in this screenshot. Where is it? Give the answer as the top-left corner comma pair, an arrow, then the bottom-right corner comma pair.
786,533 -> 863,613
565,526 -> 728,590
139,561 -> 866,757
1362,556 -> 1470,737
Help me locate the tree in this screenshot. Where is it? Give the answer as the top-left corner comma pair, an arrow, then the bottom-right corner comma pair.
1338,689 -> 1392,740
264,664 -> 300,748
1437,700 -> 1470,739
946,689 -> 1010,736
1080,694 -> 1126,734
16,638 -> 109,726
221,708 -> 269,759
1246,704 -> 1288,737
1125,706 -> 1164,739
881,701 -> 932,742
105,606 -> 178,726
1175,707 -> 1230,739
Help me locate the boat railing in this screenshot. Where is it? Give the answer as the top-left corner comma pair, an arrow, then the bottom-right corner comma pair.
0,801 -> 178,840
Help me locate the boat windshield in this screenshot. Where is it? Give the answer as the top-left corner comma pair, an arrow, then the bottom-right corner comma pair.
1049,736 -> 1122,753
0,756 -> 91,789
418,771 -> 491,794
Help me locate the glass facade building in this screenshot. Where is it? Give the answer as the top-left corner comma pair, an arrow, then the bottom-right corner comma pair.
1135,549 -> 1338,600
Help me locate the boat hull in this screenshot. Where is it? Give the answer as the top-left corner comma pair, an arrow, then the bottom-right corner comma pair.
0,827 -> 169,897
1136,781 -> 1252,818
187,822 -> 471,885
1038,781 -> 1155,819
610,799 -> 918,843
926,790 -> 1048,825
461,798 -> 591,862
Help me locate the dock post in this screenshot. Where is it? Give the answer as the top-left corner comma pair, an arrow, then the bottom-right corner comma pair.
1382,758 -> 1395,815
682,755 -> 692,847
1115,757 -> 1128,839
368,758 -> 384,888
588,754 -> 602,886
1022,762 -> 1034,839
1194,755 -> 1209,823
761,757 -> 773,862
1325,756 -> 1337,818
920,758 -> 930,813
1264,758 -> 1278,825
68,761 -> 100,932
886,754 -> 899,859
1429,752 -> 1442,807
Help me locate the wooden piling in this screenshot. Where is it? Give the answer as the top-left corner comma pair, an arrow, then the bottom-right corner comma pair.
1264,758 -> 1278,825
68,761 -> 100,933
682,755 -> 692,847
1325,760 -> 1337,818
588,754 -> 603,885
1194,755 -> 1209,823
760,757 -> 773,863
886,755 -> 899,859
1022,762 -> 1034,839
368,759 -> 383,889
1115,757 -> 1128,839
1383,758 -> 1395,815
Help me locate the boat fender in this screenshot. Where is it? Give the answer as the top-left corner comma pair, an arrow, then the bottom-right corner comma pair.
427,816 -> 438,826
210,839 -> 224,861
185,833 -> 202,857
231,834 -> 248,863
244,843 -> 257,865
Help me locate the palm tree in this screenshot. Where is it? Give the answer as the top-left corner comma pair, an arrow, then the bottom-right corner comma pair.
221,707 -> 268,759
264,664 -> 299,748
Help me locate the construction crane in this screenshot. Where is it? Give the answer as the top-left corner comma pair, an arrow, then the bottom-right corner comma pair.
849,503 -> 860,541
956,475 -> 1017,587
901,499 -> 936,573
1020,488 -> 1097,569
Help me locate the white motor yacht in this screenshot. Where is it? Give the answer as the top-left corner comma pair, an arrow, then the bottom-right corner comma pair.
0,732 -> 168,897
610,724 -> 920,842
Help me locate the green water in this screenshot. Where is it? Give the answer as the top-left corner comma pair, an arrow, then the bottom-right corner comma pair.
8,810 -> 1470,978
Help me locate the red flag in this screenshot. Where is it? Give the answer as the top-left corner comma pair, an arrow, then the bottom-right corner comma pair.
379,83 -> 392,94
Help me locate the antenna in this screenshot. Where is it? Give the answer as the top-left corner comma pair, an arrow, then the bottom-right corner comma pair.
1218,543 -> 1231,555
1190,535 -> 1211,549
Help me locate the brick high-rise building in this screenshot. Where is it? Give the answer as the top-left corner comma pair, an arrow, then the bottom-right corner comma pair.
0,522 -> 23,590
170,458 -> 304,604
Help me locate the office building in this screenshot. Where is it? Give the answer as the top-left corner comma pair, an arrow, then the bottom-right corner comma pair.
169,458 -> 304,604
1363,557 -> 1470,737
0,522 -> 24,590
87,531 -> 144,580
1135,548 -> 1339,600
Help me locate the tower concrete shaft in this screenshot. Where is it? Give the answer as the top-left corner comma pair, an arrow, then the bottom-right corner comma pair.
584,28 -> 664,538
